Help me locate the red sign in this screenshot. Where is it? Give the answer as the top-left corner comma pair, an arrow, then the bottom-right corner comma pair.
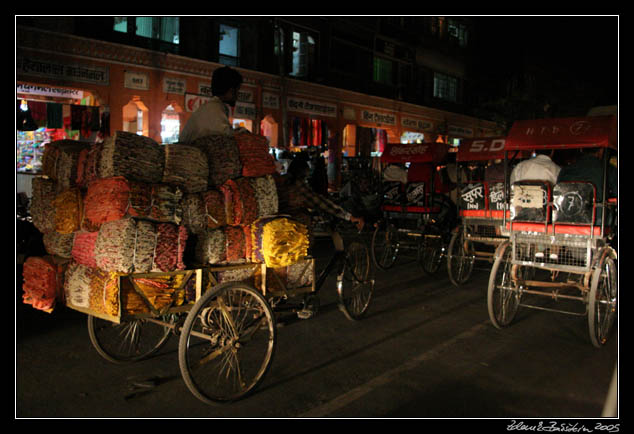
381,142 -> 448,163
457,137 -> 506,162
505,116 -> 617,150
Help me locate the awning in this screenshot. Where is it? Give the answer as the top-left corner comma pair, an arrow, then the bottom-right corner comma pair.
505,115 -> 617,151
456,137 -> 506,162
381,142 -> 448,163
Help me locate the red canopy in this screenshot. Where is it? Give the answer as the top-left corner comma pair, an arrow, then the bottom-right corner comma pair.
505,115 -> 617,151
381,142 -> 448,163
457,137 -> 506,162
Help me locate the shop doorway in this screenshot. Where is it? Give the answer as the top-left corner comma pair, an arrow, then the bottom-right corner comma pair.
161,103 -> 182,144
122,97 -> 149,137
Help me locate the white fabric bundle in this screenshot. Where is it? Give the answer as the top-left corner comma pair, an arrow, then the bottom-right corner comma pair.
163,144 -> 209,193
99,131 -> 165,183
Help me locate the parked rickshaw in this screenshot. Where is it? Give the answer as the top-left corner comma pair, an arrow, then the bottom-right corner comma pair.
487,115 -> 617,347
447,137 -> 510,286
371,142 -> 449,275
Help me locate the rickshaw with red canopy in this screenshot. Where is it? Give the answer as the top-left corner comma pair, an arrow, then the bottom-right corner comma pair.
487,115 -> 617,347
371,141 -> 450,275
447,137 -> 510,286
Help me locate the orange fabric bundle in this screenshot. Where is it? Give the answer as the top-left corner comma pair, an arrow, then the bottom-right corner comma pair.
220,178 -> 257,226
82,176 -> 131,231
234,133 -> 276,178
22,256 -> 66,313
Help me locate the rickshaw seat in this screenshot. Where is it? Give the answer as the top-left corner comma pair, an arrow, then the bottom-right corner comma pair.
506,221 -> 603,236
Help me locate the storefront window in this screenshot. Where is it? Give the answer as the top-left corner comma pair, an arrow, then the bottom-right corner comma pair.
160,104 -> 180,144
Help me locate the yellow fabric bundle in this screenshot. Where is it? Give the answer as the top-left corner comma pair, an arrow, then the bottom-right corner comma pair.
53,188 -> 83,234
258,217 -> 309,268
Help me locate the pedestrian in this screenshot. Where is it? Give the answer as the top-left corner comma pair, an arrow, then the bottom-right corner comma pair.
179,66 -> 243,142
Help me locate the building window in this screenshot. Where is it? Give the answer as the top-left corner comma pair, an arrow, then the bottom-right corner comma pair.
373,57 -> 394,85
434,72 -> 458,102
114,17 -> 128,33
448,19 -> 468,47
219,24 -> 240,66
290,31 -> 316,78
132,17 -> 179,44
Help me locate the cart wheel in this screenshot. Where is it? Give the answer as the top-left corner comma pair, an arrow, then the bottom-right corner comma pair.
588,250 -> 617,347
418,225 -> 444,275
371,221 -> 399,270
178,282 -> 276,404
487,241 -> 521,328
87,314 -> 174,364
447,228 -> 475,287
338,239 -> 374,321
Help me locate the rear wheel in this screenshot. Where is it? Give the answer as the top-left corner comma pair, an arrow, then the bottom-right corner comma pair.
588,251 -> 617,347
418,225 -> 444,275
447,228 -> 475,286
338,240 -> 374,320
178,282 -> 276,404
371,221 -> 399,270
87,315 -> 173,364
487,242 -> 520,328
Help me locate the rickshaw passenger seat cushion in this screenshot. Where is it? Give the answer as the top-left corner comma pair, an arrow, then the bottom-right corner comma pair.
553,182 -> 596,225
510,182 -> 551,223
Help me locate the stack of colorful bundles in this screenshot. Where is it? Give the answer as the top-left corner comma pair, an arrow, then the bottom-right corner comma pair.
162,144 -> 208,193
99,131 -> 165,183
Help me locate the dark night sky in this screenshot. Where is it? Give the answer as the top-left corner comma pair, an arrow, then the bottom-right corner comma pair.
471,15 -> 618,105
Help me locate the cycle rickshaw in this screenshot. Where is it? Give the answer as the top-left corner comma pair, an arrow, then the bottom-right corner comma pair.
371,141 -> 449,275
447,137 -> 510,286
487,115 -> 617,347
78,217 -> 374,405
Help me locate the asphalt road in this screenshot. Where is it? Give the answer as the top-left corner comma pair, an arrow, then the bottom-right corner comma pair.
15,249 -> 619,421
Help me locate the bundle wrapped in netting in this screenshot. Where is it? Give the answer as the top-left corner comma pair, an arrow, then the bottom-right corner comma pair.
250,217 -> 309,267
41,140 -> 90,191
220,178 -> 258,226
22,256 -> 68,313
181,189 -> 226,234
251,175 -> 279,217
82,176 -> 183,231
76,142 -> 103,188
94,217 -> 188,273
234,132 -> 277,178
63,262 -> 119,316
162,144 -> 209,193
71,231 -> 99,268
194,225 -> 249,265
189,134 -> 241,186
30,177 -> 57,234
120,274 -> 187,315
43,231 -> 75,258
217,264 -> 258,286
99,131 -> 165,184
52,188 -> 83,234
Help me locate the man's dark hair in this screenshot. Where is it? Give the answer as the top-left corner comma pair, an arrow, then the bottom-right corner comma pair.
211,66 -> 243,96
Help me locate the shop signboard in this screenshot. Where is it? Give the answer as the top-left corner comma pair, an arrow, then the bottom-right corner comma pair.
448,124 -> 474,137
233,102 -> 257,120
163,77 -> 186,95
401,116 -> 434,132
287,96 -> 337,118
17,56 -> 109,85
361,109 -> 396,126
17,83 -> 84,100
263,92 -> 279,110
124,71 -> 149,90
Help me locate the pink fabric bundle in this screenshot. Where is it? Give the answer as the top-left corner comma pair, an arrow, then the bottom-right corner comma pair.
220,178 -> 257,226
152,223 -> 188,272
82,177 -> 131,231
22,256 -> 66,313
234,133 -> 276,178
71,231 -> 99,268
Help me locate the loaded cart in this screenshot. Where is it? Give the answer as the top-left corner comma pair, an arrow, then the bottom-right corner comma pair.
370,142 -> 450,275
447,137 -> 510,286
21,130 -> 374,405
487,115 -> 617,347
